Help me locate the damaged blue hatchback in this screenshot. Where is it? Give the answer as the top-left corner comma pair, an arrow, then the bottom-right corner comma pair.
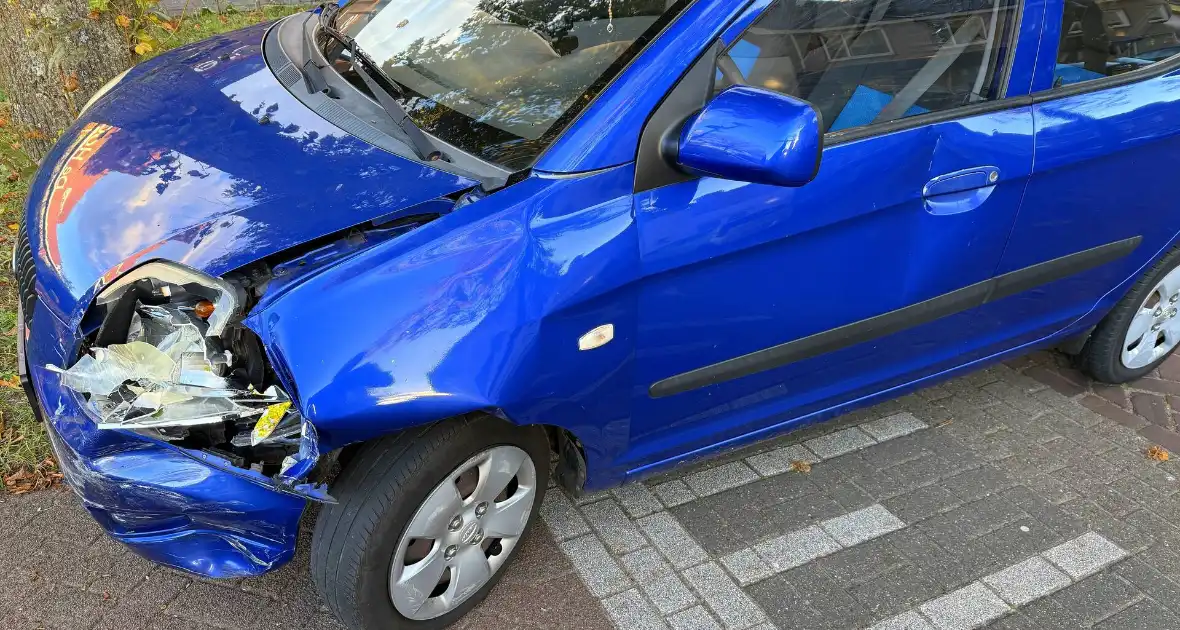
20,0 -> 1180,625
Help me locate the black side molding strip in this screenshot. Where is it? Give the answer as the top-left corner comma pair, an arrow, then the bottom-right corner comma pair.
649,236 -> 1142,398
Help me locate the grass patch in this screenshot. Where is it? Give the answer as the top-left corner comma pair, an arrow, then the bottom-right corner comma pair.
0,3 -> 309,493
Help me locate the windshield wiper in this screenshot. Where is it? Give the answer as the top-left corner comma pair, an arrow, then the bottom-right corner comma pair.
316,3 -> 446,162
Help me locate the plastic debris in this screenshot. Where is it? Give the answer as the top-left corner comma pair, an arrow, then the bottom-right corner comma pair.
251,401 -> 293,445
48,302 -> 292,430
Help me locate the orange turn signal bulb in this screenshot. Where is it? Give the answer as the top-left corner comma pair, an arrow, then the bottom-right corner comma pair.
194,300 -> 215,319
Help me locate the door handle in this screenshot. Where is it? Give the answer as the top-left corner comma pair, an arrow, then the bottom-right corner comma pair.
923,167 -> 1000,215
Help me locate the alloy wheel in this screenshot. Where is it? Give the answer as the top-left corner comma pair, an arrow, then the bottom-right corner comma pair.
388,445 -> 537,620
1122,265 -> 1180,369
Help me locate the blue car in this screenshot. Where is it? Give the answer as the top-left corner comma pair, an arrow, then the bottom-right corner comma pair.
17,0 -> 1180,625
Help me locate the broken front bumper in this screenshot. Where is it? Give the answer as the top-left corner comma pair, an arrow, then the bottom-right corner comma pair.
20,300 -> 308,578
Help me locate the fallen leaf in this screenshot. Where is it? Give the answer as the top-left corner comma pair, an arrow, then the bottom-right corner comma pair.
0,375 -> 20,389
115,13 -> 130,27
396,18 -> 408,28
1147,445 -> 1170,462
0,193 -> 17,202
10,142 -> 20,150
6,222 -> 17,230
88,9 -> 102,20
5,172 -> 17,183
218,14 -> 228,23
0,118 -> 7,128
3,458 -> 63,494
161,20 -> 178,32
134,41 -> 153,56
789,460 -> 812,474
103,591 -> 111,600
63,73 -> 79,93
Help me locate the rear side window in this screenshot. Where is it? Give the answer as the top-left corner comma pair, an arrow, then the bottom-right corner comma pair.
714,0 -> 1019,133
1052,0 -> 1180,87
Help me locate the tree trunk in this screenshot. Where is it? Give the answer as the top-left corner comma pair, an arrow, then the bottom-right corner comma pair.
0,0 -> 137,160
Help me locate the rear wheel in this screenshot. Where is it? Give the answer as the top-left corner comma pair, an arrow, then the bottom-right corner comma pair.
1079,245 -> 1180,383
310,415 -> 550,630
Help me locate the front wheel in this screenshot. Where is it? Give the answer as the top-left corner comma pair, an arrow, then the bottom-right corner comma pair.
1079,244 -> 1180,383
310,415 -> 550,630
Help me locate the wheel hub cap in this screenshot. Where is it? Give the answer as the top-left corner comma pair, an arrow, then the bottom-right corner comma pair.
388,445 -> 537,621
1121,266 -> 1180,369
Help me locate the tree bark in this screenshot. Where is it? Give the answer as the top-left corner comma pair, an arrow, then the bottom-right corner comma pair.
0,0 -> 137,160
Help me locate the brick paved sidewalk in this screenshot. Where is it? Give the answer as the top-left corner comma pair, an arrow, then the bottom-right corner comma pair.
0,492 -> 613,630
6,358 -> 1180,629
1013,350 -> 1180,454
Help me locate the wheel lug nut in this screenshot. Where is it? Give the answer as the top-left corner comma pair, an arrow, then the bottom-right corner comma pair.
1171,294 -> 1179,304
475,502 -> 488,517
1155,308 -> 1164,317
472,531 -> 484,544
1153,323 -> 1162,331
448,516 -> 463,531
444,545 -> 457,559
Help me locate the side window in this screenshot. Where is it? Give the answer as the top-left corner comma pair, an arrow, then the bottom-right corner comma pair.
715,0 -> 1019,133
1052,0 -> 1180,87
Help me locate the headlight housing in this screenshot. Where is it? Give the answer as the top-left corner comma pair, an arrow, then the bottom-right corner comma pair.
48,261 -> 302,459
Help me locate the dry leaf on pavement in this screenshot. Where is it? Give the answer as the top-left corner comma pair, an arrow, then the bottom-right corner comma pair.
1147,445 -> 1170,462
789,460 -> 812,474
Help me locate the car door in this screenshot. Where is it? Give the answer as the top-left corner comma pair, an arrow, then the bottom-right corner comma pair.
621,0 -> 1046,473
979,0 -> 1180,358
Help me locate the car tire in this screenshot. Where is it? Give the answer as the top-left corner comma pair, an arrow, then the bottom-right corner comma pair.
310,414 -> 550,630
1079,244 -> 1180,383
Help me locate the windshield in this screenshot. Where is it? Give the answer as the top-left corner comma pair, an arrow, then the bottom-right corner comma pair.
323,0 -> 687,169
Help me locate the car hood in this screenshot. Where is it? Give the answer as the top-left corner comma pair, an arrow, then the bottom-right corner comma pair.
24,20 -> 478,327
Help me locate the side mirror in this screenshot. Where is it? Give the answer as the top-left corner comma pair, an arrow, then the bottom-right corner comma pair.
670,86 -> 822,188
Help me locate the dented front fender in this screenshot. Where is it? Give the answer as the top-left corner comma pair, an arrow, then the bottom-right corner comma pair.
247,166 -> 642,482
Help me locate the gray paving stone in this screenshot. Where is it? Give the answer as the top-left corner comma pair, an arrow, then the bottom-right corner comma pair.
753,525 -> 842,572
575,489 -> 615,505
621,546 -> 675,583
541,491 -> 593,541
918,581 -> 1011,629
602,588 -> 669,630
1041,532 -> 1127,579
637,512 -> 709,570
804,427 -> 877,459
559,534 -> 633,598
820,504 -> 906,547
612,483 -> 665,519
863,413 -> 928,442
981,556 -> 1071,606
1092,597 -> 1180,630
645,573 -> 699,616
652,479 -> 698,507
684,462 -> 761,497
581,498 -> 649,555
620,546 -> 698,616
668,605 -> 723,630
745,445 -> 817,477
870,611 -> 938,630
1030,571 -> 1140,627
682,562 -> 768,630
720,548 -> 775,586
884,483 -> 962,523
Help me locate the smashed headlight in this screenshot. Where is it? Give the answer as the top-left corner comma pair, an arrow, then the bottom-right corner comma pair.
47,261 -> 317,481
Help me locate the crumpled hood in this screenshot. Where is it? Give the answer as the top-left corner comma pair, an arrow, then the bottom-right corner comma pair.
24,20 -> 477,327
